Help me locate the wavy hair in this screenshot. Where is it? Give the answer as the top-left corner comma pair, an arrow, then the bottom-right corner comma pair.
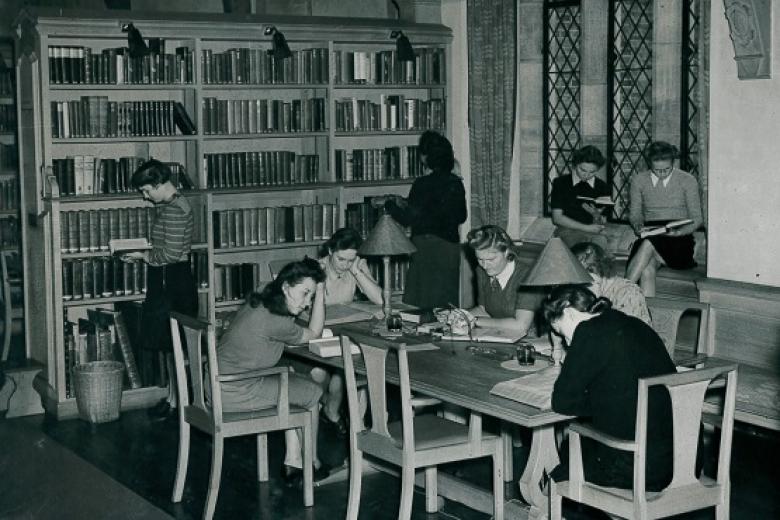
540,285 -> 611,331
248,257 -> 325,314
466,225 -> 518,261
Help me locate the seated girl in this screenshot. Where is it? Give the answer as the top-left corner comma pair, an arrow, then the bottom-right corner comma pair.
550,145 -> 611,250
465,225 -> 545,334
215,258 -> 329,484
626,141 -> 703,296
543,285 -> 676,491
571,241 -> 651,324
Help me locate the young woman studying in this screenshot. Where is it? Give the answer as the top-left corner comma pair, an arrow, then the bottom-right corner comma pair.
214,258 -> 330,484
122,159 -> 198,419
626,141 -> 703,296
543,285 -> 676,491
550,145 -> 612,250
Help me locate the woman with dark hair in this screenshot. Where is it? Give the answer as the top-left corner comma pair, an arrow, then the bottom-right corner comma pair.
626,140 -> 703,296
122,159 -> 197,418
571,241 -> 651,324
550,145 -> 612,249
216,258 -> 330,483
543,285 -> 675,491
319,227 -> 382,306
464,225 -> 544,333
385,131 -> 467,308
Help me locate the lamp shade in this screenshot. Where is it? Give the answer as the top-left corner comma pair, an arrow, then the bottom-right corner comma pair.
521,237 -> 593,286
359,214 -> 417,256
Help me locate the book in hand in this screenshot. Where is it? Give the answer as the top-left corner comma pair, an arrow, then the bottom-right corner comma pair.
639,219 -> 693,239
109,237 -> 151,255
439,326 -> 526,344
576,195 -> 615,206
490,366 -> 561,409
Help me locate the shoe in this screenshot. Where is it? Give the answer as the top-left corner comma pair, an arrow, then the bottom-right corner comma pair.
321,413 -> 348,438
281,464 -> 332,487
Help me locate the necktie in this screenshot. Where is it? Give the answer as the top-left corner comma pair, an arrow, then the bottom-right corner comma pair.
490,277 -> 501,291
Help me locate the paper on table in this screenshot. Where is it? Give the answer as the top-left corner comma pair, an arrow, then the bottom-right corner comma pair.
439,326 -> 526,344
490,366 -> 561,409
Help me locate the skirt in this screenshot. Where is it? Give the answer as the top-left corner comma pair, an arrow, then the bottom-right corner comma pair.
628,220 -> 696,270
142,262 -> 198,351
402,234 -> 461,309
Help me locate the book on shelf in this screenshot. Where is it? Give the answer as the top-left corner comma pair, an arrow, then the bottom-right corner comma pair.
173,101 -> 196,135
109,237 -> 151,255
639,219 -> 693,239
576,195 -> 615,206
439,326 -> 526,344
106,310 -> 142,389
489,366 -> 561,409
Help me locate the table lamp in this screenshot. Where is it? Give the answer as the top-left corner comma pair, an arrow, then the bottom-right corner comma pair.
520,237 -> 593,366
358,213 -> 417,320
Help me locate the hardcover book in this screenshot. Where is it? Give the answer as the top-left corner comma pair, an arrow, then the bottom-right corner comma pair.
639,219 -> 693,239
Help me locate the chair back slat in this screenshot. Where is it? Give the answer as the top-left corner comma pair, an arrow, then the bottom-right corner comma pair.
646,306 -> 682,356
666,380 -> 709,487
646,297 -> 712,358
361,342 -> 390,437
170,312 -> 220,423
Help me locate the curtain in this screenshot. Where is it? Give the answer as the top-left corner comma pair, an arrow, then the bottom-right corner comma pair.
467,0 -> 516,229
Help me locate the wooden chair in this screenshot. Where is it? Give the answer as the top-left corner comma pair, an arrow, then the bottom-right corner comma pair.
340,334 -> 504,520
550,364 -> 738,520
646,297 -> 712,364
169,312 -> 315,519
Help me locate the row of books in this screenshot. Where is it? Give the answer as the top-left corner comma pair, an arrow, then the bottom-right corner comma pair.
365,257 -> 409,293
335,146 -> 425,182
0,218 -> 19,248
201,97 -> 327,135
62,257 -> 147,301
60,207 -> 155,253
214,262 -> 262,302
0,104 -> 15,132
212,203 -> 338,249
205,151 -> 320,189
334,97 -> 445,132
201,48 -> 329,85
333,48 -> 445,85
0,178 -> 18,210
48,43 -> 194,85
52,156 -> 192,196
0,144 -> 17,169
345,197 -> 386,239
0,68 -> 12,95
50,98 -> 195,139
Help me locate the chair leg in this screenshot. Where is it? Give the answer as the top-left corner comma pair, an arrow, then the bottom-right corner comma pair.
257,434 -> 269,482
357,387 -> 368,430
501,424 -> 514,482
398,463 -> 415,520
493,440 -> 505,520
549,485 -> 562,520
424,467 -> 438,513
171,420 -> 190,503
716,481 -> 730,520
302,422 -> 314,507
346,449 -> 363,520
204,433 -> 224,520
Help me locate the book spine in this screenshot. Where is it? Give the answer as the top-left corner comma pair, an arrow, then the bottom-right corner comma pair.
111,311 -> 142,389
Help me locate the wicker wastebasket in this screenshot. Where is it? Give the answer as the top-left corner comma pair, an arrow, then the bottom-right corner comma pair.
73,361 -> 124,423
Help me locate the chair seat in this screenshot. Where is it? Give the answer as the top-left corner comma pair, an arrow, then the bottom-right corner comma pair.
222,404 -> 310,423
387,414 -> 498,450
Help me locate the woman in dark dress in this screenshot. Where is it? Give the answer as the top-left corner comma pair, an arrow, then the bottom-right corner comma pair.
123,159 -> 198,418
386,131 -> 467,308
543,285 -> 676,491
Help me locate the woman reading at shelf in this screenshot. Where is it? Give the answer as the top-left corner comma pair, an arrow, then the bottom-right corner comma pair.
214,258 -> 330,485
122,159 -> 197,420
550,145 -> 612,250
543,285 -> 675,491
626,141 -> 703,296
385,130 -> 466,308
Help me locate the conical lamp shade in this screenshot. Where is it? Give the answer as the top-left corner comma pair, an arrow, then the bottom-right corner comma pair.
521,237 -> 593,286
359,214 -> 417,256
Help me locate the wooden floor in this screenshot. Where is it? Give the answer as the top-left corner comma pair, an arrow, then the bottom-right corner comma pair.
1,408 -> 778,519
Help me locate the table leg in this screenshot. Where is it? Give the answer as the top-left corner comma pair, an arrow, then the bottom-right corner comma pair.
518,425 -> 559,520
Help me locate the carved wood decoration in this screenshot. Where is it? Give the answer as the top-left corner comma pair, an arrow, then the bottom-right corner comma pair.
723,0 -> 771,79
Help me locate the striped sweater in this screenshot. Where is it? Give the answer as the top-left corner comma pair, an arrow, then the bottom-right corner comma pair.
148,195 -> 193,266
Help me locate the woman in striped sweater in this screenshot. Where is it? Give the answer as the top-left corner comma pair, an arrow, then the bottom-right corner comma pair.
123,159 -> 198,418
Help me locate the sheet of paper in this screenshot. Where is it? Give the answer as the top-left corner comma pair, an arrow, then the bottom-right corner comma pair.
439,327 -> 525,344
490,366 -> 561,409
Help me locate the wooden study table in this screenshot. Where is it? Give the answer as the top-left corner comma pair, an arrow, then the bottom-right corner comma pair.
285,319 -> 572,519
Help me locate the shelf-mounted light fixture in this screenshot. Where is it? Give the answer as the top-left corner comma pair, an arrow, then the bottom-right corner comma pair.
390,30 -> 415,62
264,25 -> 292,61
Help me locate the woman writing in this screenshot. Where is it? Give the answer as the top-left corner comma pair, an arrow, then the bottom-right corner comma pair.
123,159 -> 198,418
385,131 -> 467,308
543,285 -> 675,490
626,141 -> 703,296
216,258 -> 330,484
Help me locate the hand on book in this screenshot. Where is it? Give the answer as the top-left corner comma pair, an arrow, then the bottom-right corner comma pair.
120,251 -> 148,262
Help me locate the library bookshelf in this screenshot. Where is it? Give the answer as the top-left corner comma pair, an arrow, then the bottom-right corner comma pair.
15,8 -> 451,419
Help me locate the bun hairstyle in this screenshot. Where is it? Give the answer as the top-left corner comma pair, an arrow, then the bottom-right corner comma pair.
643,140 -> 679,167
466,225 -> 518,261
248,257 -> 325,314
319,227 -> 363,258
541,285 -> 611,332
131,158 -> 172,189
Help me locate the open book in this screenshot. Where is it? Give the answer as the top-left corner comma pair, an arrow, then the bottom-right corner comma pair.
109,238 -> 151,255
490,366 -> 561,409
439,326 -> 526,344
576,195 -> 615,206
640,219 -> 693,239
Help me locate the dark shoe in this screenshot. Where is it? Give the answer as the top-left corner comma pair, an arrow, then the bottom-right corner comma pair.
321,413 -> 348,438
281,464 -> 331,487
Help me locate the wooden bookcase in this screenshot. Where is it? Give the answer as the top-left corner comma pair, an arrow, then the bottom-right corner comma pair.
14,8 -> 451,419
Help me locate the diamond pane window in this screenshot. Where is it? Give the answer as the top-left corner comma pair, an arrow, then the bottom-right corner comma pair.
608,0 -> 653,221
681,0 -> 701,178
542,0 -> 582,216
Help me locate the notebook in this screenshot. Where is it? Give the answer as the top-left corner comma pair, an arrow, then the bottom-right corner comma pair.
490,366 -> 561,409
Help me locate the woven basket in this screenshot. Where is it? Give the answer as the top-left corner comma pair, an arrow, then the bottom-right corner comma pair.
73,361 -> 124,423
